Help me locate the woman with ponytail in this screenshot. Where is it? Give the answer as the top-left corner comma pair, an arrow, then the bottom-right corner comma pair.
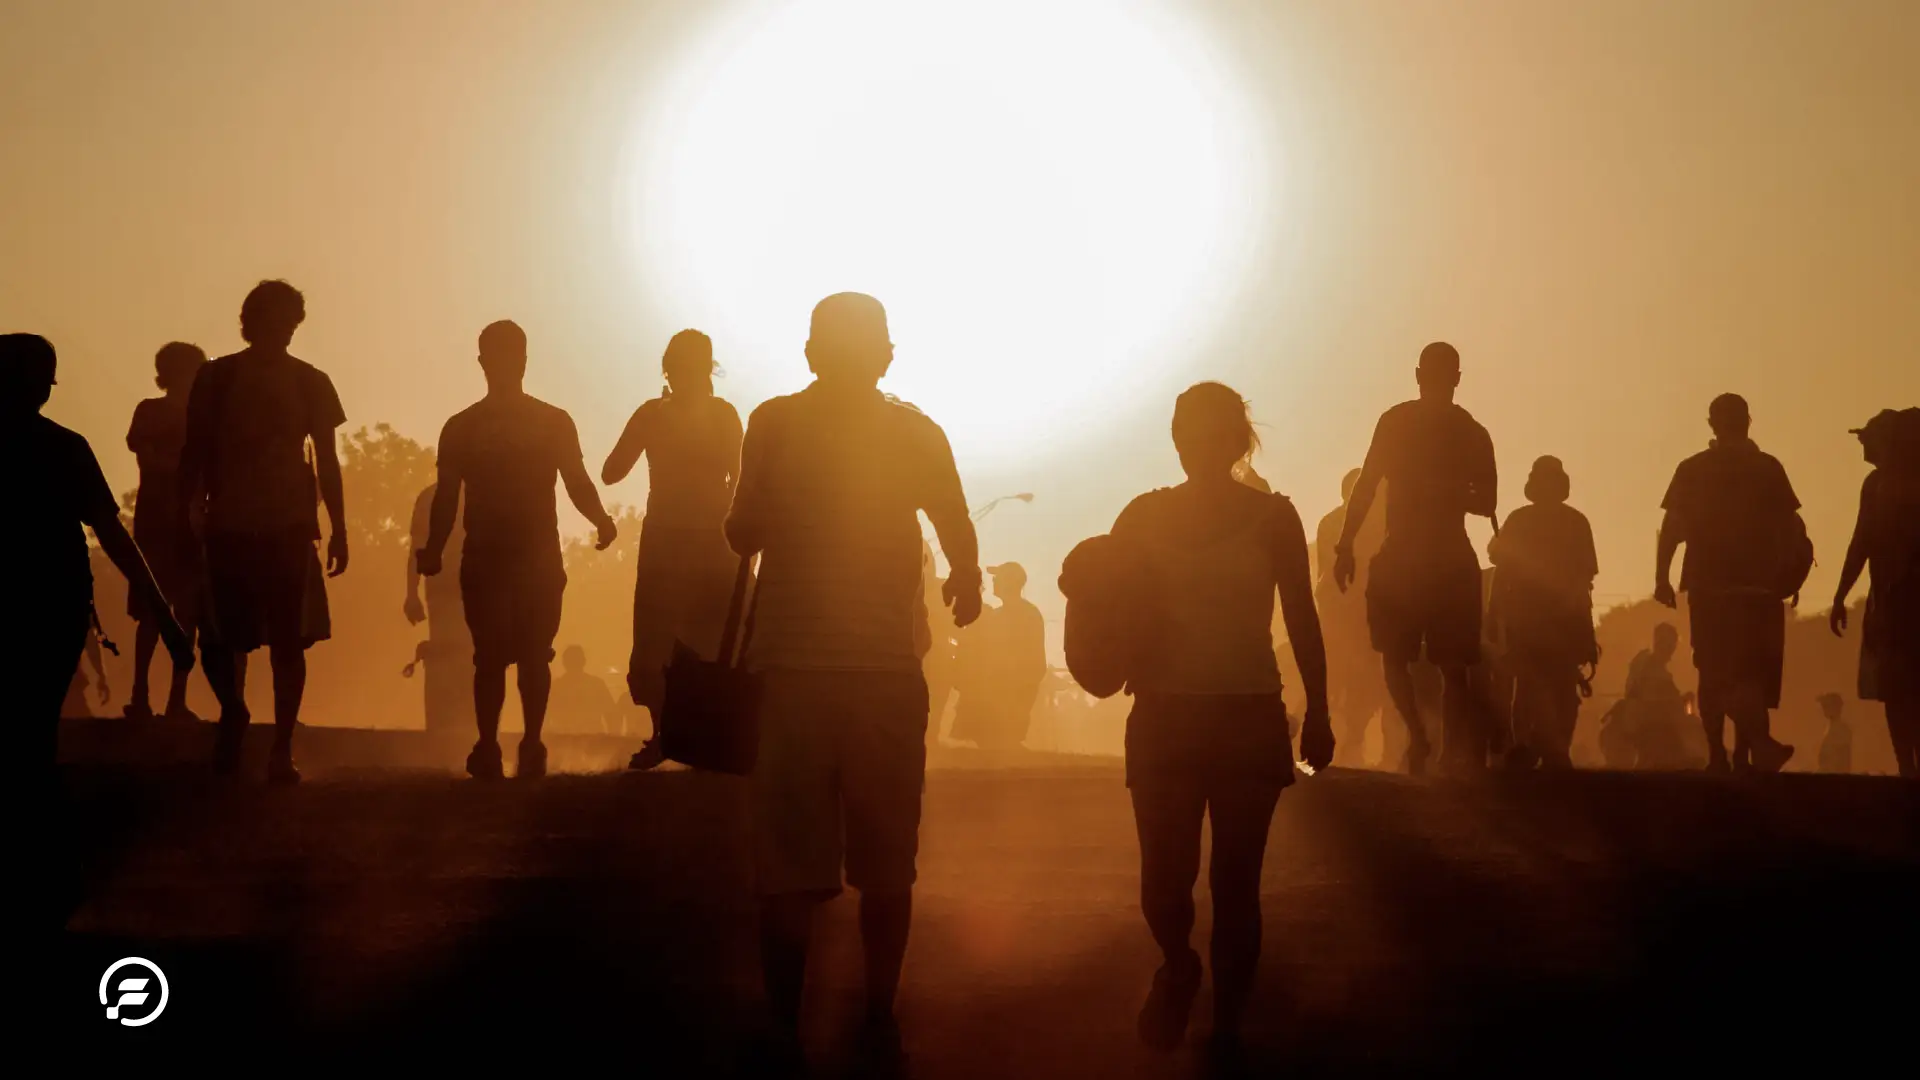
603,330 -> 743,765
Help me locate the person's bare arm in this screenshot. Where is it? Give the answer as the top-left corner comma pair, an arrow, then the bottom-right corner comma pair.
722,404 -> 744,499
560,417 -> 616,550
417,440 -> 463,577
1831,476 -> 1873,635
725,405 -> 773,557
1465,422 -> 1498,520
1654,510 -> 1683,608
92,516 -> 192,669
1334,418 -> 1388,592
920,423 -> 982,628
315,431 -> 349,576
601,404 -> 651,485
1273,499 -> 1333,770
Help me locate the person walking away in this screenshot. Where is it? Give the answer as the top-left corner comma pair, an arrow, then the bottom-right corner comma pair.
1111,382 -> 1332,1058
416,320 -> 617,780
1488,457 -> 1598,769
1654,393 -> 1799,773
1333,342 -> 1498,775
405,481 -> 476,737
1815,693 -> 1852,774
1315,468 -> 1390,766
548,644 -> 619,736
1830,407 -> 1920,778
602,329 -> 742,769
726,293 -> 981,1067
950,562 -> 1048,752
125,342 -> 209,721
5,333 -> 193,778
1619,623 -> 1697,769
177,281 -> 349,785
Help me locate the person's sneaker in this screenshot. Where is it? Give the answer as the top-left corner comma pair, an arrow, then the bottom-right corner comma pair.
1503,744 -> 1542,772
467,741 -> 505,781
516,739 -> 548,780
628,737 -> 665,772
163,705 -> 203,724
1755,741 -> 1795,774
1704,753 -> 1731,774
212,719 -> 247,777
1137,949 -> 1203,1053
854,1015 -> 908,1079
1204,1028 -> 1249,1078
121,701 -> 155,722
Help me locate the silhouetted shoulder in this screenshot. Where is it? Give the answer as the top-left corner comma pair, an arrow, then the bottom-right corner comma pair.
1113,487 -> 1178,537
36,416 -> 120,527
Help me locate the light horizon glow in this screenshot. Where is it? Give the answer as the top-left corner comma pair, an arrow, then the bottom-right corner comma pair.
630,0 -> 1269,467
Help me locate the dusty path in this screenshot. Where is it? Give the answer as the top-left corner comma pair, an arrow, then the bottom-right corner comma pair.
34,759 -> 1920,1073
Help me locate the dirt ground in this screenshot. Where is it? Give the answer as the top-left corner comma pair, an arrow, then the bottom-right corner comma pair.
30,738 -> 1920,1074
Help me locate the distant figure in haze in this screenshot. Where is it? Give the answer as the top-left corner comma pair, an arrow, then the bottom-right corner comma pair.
124,342 -> 209,722
1315,468 -> 1391,766
602,329 -> 742,769
1654,393 -> 1799,774
1111,382 -> 1331,1057
548,644 -> 618,736
1606,623 -> 1699,770
1830,407 -> 1920,778
405,481 -> 475,735
1488,456 -> 1598,770
177,281 -> 348,785
1815,693 -> 1852,775
4,333 -> 192,778
1334,342 -> 1498,775
951,562 -> 1048,752
726,293 -> 982,1066
416,320 -> 617,781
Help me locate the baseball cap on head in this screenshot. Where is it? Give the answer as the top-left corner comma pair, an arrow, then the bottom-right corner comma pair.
1850,408 -> 1901,439
987,562 -> 1028,587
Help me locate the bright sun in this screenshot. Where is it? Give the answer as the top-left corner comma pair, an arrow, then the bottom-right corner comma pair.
633,0 -> 1266,467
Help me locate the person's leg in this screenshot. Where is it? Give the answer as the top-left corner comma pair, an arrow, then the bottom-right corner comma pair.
515,657 -> 552,778
1206,786 -> 1282,1038
266,643 -> 306,776
1130,782 -> 1206,1051
162,615 -> 197,718
859,888 -> 913,1026
1697,683 -> 1729,771
760,891 -> 824,1030
1441,664 -> 1489,774
469,659 -> 508,779
1547,671 -> 1580,768
1382,657 -> 1428,774
203,645 -> 250,773
1888,697 -> 1920,778
129,621 -> 158,717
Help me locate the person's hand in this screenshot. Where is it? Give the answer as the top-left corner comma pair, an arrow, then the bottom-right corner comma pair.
161,621 -> 196,674
415,548 -> 443,577
1300,703 -> 1335,772
945,573 -> 984,629
595,517 -> 619,551
327,531 -> 350,577
96,676 -> 112,705
1829,603 -> 1848,638
1654,580 -> 1677,609
404,594 -> 427,626
1333,546 -> 1356,594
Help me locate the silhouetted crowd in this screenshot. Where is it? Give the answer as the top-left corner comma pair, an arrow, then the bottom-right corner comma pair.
8,280 -> 1917,1070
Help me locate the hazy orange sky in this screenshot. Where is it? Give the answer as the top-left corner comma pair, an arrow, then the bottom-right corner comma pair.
4,0 -> 1916,632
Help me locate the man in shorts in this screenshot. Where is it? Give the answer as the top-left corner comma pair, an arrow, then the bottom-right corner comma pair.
178,281 -> 349,785
415,320 -> 616,781
1334,342 -> 1498,775
727,292 -> 982,1062
1655,393 -> 1797,773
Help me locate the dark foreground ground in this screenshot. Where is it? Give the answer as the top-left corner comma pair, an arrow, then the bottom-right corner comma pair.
31,720 -> 1920,1074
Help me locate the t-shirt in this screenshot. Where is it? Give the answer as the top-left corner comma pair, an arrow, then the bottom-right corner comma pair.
615,395 -> 742,529
436,393 -> 587,561
184,349 -> 345,538
1661,439 -> 1800,593
1113,482 -> 1306,695
7,414 -> 121,605
127,396 -> 190,543
730,384 -> 970,671
1489,501 -> 1598,605
1358,400 -> 1496,559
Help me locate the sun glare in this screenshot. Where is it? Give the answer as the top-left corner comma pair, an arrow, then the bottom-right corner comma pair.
632,0 -> 1267,467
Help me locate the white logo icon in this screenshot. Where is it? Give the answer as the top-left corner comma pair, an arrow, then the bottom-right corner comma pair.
100,957 -> 169,1027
